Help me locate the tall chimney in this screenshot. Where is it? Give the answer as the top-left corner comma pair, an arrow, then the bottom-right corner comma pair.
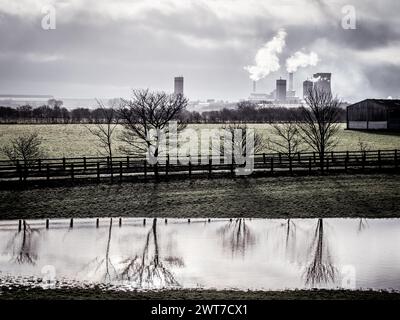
289,72 -> 294,92
253,80 -> 257,93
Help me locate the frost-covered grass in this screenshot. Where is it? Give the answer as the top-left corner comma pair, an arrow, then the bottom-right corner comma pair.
0,124 -> 399,160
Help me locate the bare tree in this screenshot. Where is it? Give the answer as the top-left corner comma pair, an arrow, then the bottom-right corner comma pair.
2,131 -> 45,180
357,137 -> 371,153
86,99 -> 119,159
118,89 -> 188,178
1,131 -> 44,164
219,124 -> 265,161
268,122 -> 302,159
297,87 -> 341,171
86,100 -> 119,179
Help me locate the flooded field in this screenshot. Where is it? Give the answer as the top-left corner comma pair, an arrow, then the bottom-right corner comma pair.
0,218 -> 399,292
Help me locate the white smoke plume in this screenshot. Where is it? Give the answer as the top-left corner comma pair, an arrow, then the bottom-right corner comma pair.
286,51 -> 319,73
244,29 -> 287,81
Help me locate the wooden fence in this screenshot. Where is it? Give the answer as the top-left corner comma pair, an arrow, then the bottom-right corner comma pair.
0,149 -> 398,184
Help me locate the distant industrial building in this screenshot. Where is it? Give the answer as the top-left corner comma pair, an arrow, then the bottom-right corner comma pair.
303,80 -> 313,98
276,79 -> 287,102
174,76 -> 184,95
347,99 -> 400,130
287,72 -> 296,98
313,73 -> 331,95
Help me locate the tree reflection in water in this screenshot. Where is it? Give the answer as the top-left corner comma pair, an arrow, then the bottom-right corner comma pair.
6,221 -> 40,265
81,218 -> 117,282
358,218 -> 369,233
303,219 -> 337,286
119,218 -> 181,288
218,218 -> 255,256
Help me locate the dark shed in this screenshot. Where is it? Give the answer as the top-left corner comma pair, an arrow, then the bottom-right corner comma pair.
347,99 -> 400,130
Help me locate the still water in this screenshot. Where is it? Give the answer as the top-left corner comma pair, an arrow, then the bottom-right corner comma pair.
0,218 -> 399,291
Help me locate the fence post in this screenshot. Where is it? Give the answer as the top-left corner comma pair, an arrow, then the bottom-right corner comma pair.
208,157 -> 212,178
289,157 -> 293,175
378,150 -> 381,170
363,151 -> 366,171
70,218 -> 73,228
71,163 -> 74,180
62,157 -> 66,170
23,161 -> 27,181
18,220 -> 22,232
46,164 -> 50,181
110,158 -> 114,183
313,152 -> 316,163
38,159 -> 42,172
279,153 -> 282,164
297,152 -> 301,163
395,149 -> 398,169
270,157 -> 274,173
97,162 -> 100,182
83,157 -> 87,171
17,161 -> 22,182
46,219 -> 49,229
189,160 -> 192,179
126,156 -> 130,169
326,158 -> 329,172
331,151 -> 334,162
263,153 -> 266,164
308,157 -> 312,174
119,161 -> 123,182
166,155 -> 169,177
144,160 -> 147,182
345,156 -> 348,172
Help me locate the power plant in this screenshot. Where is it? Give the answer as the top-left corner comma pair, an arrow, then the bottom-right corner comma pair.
248,72 -> 333,105
276,79 -> 287,102
174,76 -> 184,95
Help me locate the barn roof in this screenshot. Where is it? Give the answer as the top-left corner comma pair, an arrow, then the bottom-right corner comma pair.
348,99 -> 400,109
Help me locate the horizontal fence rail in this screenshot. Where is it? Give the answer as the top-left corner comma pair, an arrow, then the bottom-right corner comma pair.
0,149 -> 398,184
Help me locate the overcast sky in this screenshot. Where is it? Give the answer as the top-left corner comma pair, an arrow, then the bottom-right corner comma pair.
0,0 -> 399,102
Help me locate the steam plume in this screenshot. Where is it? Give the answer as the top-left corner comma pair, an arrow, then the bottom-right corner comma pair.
286,51 -> 319,73
244,29 -> 287,81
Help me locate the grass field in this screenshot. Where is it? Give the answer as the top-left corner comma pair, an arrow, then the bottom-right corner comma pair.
0,123 -> 399,159
1,173 -> 399,220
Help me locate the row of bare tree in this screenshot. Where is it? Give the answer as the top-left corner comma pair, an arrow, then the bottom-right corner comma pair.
1,87 -> 342,173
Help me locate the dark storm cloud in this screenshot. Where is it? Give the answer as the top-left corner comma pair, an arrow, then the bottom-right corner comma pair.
0,0 -> 399,101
